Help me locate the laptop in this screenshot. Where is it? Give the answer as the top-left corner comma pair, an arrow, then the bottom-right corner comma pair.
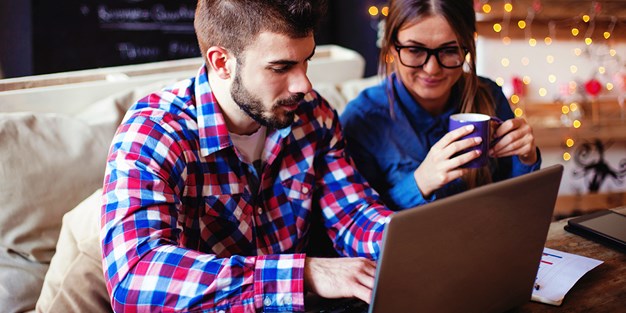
307,164 -> 563,313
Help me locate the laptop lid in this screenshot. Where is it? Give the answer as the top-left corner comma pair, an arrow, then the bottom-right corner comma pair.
369,164 -> 563,313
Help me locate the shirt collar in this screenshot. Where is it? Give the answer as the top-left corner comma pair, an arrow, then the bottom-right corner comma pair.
194,64 -> 294,158
195,65 -> 234,157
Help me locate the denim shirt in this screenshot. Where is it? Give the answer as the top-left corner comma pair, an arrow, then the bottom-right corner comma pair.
340,73 -> 541,210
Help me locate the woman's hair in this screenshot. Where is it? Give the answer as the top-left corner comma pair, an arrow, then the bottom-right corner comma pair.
381,0 -> 496,187
194,0 -> 326,61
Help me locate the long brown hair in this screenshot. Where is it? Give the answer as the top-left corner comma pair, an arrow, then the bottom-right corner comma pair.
380,0 -> 496,188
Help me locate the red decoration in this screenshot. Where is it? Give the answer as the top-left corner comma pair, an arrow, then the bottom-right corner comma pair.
593,1 -> 602,14
584,79 -> 602,97
512,76 -> 526,97
473,0 -> 482,12
532,0 -> 543,12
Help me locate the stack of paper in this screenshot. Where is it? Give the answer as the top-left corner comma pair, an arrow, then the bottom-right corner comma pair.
531,247 -> 603,306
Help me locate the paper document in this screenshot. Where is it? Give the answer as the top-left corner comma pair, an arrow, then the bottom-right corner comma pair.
531,247 -> 603,306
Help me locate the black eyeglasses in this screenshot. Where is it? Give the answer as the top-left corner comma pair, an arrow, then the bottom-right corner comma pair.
394,44 -> 468,69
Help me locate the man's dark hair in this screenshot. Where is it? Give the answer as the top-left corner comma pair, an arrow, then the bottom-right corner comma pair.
194,0 -> 327,60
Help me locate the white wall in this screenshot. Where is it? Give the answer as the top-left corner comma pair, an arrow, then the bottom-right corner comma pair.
476,38 -> 626,103
477,38 -> 626,195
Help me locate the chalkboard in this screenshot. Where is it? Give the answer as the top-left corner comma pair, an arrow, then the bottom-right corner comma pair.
32,0 -> 200,75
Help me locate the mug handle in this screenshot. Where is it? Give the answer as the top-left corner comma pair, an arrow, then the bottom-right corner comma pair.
489,117 -> 504,147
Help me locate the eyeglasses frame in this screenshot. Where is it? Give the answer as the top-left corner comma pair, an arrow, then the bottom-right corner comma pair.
393,44 -> 469,69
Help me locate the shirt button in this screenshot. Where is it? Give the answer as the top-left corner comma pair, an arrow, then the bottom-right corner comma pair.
302,186 -> 309,194
257,207 -> 263,215
264,296 -> 272,306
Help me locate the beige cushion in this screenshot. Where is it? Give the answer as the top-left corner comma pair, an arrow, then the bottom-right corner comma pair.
36,189 -> 111,313
0,111 -> 112,312
313,83 -> 348,114
337,75 -> 381,103
0,78 -> 179,312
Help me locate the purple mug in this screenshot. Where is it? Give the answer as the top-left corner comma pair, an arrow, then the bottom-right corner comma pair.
448,113 -> 503,168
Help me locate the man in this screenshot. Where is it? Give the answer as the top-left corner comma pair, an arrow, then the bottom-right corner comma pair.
101,1 -> 393,311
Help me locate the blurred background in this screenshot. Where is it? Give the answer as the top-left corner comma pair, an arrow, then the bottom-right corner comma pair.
1,0 -> 626,216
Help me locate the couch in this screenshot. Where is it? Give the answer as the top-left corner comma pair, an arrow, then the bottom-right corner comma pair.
0,46 -> 379,312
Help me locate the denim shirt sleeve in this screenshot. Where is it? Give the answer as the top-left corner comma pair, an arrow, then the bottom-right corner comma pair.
386,170 -> 436,209
511,148 -> 542,175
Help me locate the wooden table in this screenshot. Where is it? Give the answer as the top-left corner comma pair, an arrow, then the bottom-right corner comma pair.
513,207 -> 626,312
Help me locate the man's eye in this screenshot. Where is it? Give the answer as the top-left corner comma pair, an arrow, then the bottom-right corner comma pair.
271,67 -> 288,73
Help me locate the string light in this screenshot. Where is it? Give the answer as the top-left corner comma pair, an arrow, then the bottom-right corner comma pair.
566,139 -> 575,147
381,6 -> 389,16
523,76 -> 531,84
511,95 -> 520,104
528,38 -> 537,46
496,77 -> 505,86
563,152 -> 571,161
514,108 -> 524,117
562,105 -> 570,114
546,55 -> 554,63
603,32 -> 611,39
368,6 -> 379,16
521,57 -> 530,66
570,66 -> 578,74
539,88 -> 548,97
518,20 -> 527,29
544,37 -> 552,45
501,58 -> 510,67
609,49 -> 617,57
571,28 -> 580,36
493,23 -> 503,33
598,66 -> 606,74
504,3 -> 513,12
549,74 -> 557,83
585,37 -> 593,45
570,103 -> 579,111
482,4 -> 492,13
573,120 -> 582,128
606,83 -> 614,91
582,15 -> 590,23
502,36 -> 511,44
574,48 -> 582,56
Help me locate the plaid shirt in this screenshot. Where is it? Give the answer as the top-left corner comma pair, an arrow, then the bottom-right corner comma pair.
101,65 -> 392,312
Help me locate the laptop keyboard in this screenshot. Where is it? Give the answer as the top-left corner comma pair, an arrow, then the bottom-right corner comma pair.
316,298 -> 369,313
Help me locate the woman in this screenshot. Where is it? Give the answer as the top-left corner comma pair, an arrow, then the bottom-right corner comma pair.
340,0 -> 540,210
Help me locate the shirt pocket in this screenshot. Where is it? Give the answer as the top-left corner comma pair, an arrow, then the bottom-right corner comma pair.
280,172 -> 315,202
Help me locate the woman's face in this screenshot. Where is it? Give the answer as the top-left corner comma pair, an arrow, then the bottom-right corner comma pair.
394,14 -> 464,112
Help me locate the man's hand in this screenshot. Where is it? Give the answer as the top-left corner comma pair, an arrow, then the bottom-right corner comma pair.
304,257 -> 377,304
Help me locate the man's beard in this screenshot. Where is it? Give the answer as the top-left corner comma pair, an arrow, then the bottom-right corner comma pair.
230,70 -> 304,129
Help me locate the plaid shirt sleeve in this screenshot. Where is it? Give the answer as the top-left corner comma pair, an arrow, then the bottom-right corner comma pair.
101,101 -> 307,312
307,93 -> 392,258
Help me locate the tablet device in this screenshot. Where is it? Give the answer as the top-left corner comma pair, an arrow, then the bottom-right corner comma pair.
565,210 -> 626,252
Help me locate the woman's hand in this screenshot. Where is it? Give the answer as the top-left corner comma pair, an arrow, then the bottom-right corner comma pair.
489,118 -> 537,165
414,125 -> 482,198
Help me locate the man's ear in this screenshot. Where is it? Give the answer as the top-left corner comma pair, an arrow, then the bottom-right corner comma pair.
206,47 -> 232,79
